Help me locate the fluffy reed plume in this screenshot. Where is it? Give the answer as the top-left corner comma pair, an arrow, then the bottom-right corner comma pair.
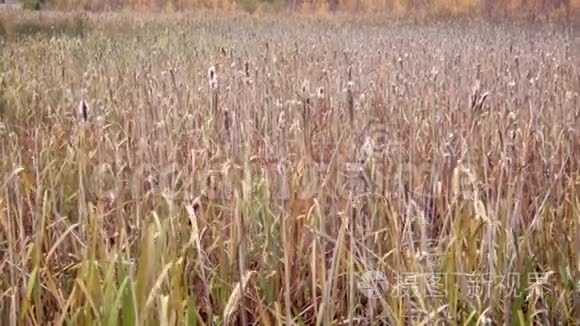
357,135 -> 374,165
469,80 -> 490,119
208,65 -> 220,130
301,79 -> 309,95
222,270 -> 258,326
208,65 -> 218,91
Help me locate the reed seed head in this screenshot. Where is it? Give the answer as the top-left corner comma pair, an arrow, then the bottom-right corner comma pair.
78,99 -> 89,122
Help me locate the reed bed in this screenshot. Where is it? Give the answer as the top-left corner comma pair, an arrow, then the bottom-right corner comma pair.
0,11 -> 578,325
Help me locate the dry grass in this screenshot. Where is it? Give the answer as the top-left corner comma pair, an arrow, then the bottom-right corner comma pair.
0,11 -> 579,325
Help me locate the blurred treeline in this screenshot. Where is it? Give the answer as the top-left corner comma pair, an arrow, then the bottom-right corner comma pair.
19,0 -> 579,16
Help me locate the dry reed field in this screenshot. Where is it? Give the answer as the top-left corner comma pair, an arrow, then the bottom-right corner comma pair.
0,11 -> 579,325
